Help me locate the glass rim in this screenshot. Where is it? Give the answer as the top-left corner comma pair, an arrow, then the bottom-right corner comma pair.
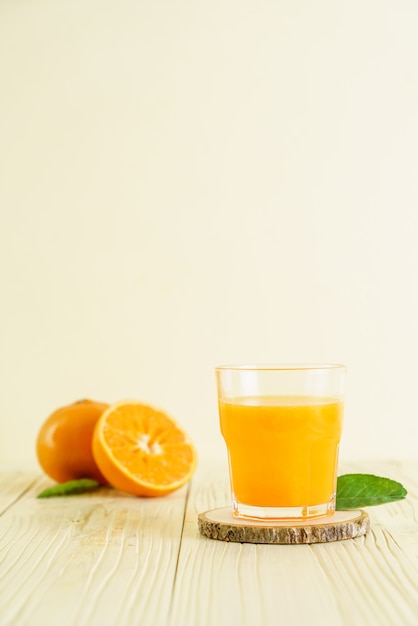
215,363 -> 346,372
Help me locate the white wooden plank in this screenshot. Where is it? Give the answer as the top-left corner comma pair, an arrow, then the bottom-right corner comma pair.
170,462 -> 342,626
0,471 -> 42,515
0,476 -> 188,626
341,460 -> 418,567
171,460 -> 418,626
1,462 -> 417,626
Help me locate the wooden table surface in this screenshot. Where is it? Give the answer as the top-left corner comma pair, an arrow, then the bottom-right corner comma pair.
1,460 -> 417,626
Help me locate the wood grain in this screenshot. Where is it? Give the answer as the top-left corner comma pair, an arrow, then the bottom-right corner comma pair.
171,460 -> 418,626
0,473 -> 188,626
1,462 -> 418,626
0,471 -> 41,515
198,507 -> 370,544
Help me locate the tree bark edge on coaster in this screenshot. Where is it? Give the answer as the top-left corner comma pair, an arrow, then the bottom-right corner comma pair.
198,508 -> 370,544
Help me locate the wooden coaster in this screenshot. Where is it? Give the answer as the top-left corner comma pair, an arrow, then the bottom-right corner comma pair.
198,507 -> 370,544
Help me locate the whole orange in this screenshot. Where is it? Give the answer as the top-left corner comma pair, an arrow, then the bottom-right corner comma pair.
36,399 -> 109,484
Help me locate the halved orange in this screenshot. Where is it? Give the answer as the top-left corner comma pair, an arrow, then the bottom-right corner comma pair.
92,401 -> 197,496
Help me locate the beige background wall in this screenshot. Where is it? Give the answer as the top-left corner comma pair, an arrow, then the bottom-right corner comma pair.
1,0 -> 417,469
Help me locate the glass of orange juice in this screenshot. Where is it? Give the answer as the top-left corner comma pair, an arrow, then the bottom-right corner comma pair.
216,364 -> 346,520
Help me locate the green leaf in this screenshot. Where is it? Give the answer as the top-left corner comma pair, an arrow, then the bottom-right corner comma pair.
37,478 -> 100,498
336,474 -> 407,509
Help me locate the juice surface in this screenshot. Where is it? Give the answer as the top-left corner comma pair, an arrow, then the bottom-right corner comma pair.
219,395 -> 344,508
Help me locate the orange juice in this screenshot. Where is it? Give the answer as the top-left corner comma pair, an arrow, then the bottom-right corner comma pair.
219,395 -> 343,512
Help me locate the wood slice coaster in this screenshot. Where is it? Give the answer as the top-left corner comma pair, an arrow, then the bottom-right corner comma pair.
198,507 -> 370,544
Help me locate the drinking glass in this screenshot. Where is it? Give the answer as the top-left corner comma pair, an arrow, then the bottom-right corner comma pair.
215,364 -> 346,520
